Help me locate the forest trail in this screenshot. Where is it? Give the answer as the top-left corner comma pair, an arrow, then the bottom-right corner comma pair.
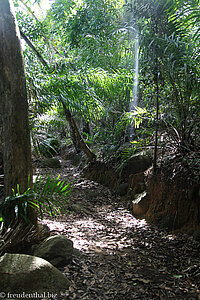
38,158 -> 200,300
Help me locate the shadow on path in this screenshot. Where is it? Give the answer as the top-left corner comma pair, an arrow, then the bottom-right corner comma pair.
39,158 -> 200,299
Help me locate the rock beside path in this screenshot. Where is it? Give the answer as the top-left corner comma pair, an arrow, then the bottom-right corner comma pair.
35,158 -> 200,299
132,191 -> 149,216
34,235 -> 73,267
0,253 -> 71,298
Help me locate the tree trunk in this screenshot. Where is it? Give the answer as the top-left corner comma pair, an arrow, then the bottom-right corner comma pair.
82,118 -> 90,136
0,0 -> 36,225
61,100 -> 96,162
0,112 -> 3,198
153,70 -> 159,175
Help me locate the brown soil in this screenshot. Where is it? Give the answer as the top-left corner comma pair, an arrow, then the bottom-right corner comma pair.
37,158 -> 200,299
144,174 -> 200,236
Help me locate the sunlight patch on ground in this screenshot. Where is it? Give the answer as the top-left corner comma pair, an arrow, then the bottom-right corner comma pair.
41,219 -> 65,232
104,208 -> 148,229
74,219 -> 106,230
41,208 -> 148,254
74,180 -> 99,189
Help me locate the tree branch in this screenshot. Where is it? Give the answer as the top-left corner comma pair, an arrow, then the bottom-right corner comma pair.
20,29 -> 49,68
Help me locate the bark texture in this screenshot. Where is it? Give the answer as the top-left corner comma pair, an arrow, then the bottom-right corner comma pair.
0,1 -> 32,199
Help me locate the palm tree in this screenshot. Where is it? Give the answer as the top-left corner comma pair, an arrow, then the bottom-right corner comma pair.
168,0 -> 200,42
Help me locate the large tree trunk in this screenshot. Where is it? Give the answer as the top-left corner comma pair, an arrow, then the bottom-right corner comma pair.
0,112 -> 3,198
0,0 -> 36,225
61,100 -> 96,162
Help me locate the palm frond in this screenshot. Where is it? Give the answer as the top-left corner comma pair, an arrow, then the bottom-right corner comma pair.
0,175 -> 72,227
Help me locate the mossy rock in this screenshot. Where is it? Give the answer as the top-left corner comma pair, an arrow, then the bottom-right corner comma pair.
41,158 -> 61,168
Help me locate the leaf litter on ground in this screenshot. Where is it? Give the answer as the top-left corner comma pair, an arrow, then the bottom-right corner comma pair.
36,158 -> 200,300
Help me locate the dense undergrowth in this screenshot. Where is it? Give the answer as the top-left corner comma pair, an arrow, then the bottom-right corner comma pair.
0,0 -> 200,236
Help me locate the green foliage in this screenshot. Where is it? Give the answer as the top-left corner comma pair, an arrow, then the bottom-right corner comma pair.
29,103 -> 67,157
167,0 -> 200,41
65,0 -> 119,47
13,0 -> 200,167
138,0 -> 200,156
0,175 -> 71,227
31,174 -> 71,218
49,0 -> 123,70
31,127 -> 59,158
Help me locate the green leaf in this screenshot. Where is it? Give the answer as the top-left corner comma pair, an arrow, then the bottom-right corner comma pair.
173,275 -> 183,278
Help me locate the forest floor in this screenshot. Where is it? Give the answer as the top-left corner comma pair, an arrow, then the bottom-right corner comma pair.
38,158 -> 200,300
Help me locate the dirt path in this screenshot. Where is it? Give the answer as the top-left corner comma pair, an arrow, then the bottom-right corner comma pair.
38,158 -> 200,299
